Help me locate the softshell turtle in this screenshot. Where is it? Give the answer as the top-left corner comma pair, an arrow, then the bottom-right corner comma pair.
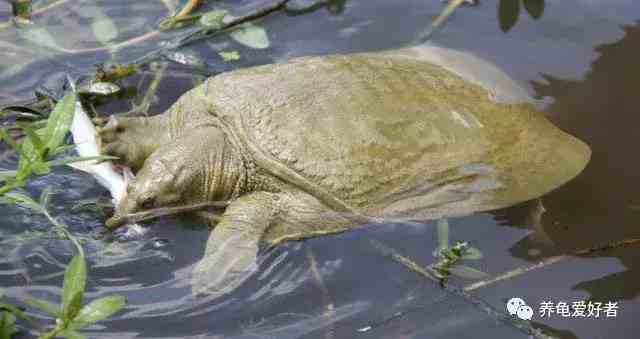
98,45 -> 590,297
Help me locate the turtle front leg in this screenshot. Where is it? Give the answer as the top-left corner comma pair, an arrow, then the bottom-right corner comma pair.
192,191 -> 356,298
97,114 -> 170,172
192,191 -> 281,297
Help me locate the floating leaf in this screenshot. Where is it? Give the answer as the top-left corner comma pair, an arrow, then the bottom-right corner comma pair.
164,50 -> 205,68
78,82 -> 121,96
92,15 -> 119,46
230,23 -> 270,49
449,265 -> 489,280
199,10 -> 228,29
24,296 -> 61,318
461,246 -> 483,260
69,296 -> 125,330
218,51 -> 240,62
498,0 -> 520,33
523,0 -> 544,19
62,255 -> 86,323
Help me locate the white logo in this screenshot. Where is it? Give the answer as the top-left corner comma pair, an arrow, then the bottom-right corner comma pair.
517,305 -> 534,320
507,297 -> 533,320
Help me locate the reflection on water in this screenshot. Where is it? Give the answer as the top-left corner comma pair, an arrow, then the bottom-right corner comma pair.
2,1 -> 640,338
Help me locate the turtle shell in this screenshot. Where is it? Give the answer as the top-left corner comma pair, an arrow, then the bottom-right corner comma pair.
197,49 -> 590,220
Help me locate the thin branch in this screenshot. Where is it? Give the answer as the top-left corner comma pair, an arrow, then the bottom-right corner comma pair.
464,238 -> 640,292
110,201 -> 229,226
306,247 -> 335,339
52,0 -> 293,59
414,0 -> 471,44
369,239 -> 554,339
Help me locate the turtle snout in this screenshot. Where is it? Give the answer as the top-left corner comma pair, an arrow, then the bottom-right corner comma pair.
105,193 -> 139,230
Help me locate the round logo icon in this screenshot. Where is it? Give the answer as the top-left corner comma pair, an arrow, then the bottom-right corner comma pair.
516,305 -> 534,320
507,297 -> 526,315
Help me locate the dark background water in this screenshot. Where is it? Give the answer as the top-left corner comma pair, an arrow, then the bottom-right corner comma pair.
1,1 -> 640,338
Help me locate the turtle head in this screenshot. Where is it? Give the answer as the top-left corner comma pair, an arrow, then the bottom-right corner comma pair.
106,147 -> 188,229
105,128 -> 243,230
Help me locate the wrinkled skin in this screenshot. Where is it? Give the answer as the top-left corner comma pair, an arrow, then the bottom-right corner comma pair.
98,46 -> 591,298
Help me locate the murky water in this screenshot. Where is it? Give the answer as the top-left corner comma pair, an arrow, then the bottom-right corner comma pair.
1,1 -> 640,338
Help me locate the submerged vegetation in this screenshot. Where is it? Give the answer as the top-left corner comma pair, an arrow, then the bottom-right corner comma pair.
0,191 -> 125,339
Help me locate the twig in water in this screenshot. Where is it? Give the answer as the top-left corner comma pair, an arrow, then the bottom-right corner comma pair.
414,0 -> 475,44
111,201 -> 229,226
306,247 -> 335,339
464,238 -> 640,292
369,239 -> 554,339
163,0 -> 292,49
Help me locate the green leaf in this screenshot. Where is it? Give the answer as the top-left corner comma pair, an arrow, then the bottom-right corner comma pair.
51,144 -> 75,156
24,296 -> 61,317
60,329 -> 86,339
0,129 -> 17,150
62,255 -> 86,323
43,92 -> 76,153
230,23 -> 270,49
0,311 -> 17,339
523,0 -> 544,19
16,136 -> 39,179
3,192 -> 43,213
498,0 -> 520,33
449,265 -> 489,279
16,122 -> 46,157
0,171 -> 16,183
218,51 -> 240,62
199,10 -> 228,29
68,296 -> 125,330
92,15 -> 119,46
0,303 -> 35,328
31,160 -> 51,176
461,247 -> 483,260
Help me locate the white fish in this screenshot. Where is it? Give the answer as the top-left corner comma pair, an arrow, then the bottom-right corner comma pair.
68,93 -> 147,236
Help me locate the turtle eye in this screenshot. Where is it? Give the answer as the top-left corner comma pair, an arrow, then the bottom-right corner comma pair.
140,196 -> 156,210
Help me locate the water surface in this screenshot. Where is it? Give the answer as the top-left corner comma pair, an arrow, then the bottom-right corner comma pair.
1,1 -> 640,338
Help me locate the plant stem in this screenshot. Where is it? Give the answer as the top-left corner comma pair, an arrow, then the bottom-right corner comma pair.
306,248 -> 335,339
42,209 -> 84,257
414,0 -> 469,44
464,238 -> 640,292
370,239 -> 554,339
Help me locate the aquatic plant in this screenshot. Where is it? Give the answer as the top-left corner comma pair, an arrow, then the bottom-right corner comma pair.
0,92 -> 114,196
0,191 -> 126,339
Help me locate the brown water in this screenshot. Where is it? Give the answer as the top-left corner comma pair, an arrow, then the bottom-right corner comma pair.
1,1 -> 640,338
